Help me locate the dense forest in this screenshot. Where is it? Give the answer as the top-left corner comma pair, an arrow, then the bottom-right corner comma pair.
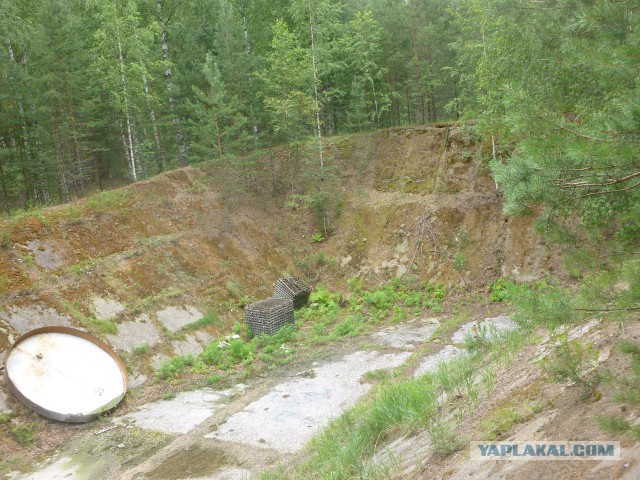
0,0 -> 459,208
0,0 -> 638,237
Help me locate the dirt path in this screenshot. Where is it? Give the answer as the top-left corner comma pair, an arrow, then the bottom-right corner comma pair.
9,316 -> 480,480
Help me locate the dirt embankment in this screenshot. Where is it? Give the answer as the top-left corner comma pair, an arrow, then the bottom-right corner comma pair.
0,125 -> 556,359
3,126 -> 638,480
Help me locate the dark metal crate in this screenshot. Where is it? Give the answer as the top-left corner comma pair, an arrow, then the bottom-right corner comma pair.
273,276 -> 312,310
245,298 -> 295,336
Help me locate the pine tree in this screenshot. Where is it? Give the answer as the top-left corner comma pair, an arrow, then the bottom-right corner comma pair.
346,10 -> 388,128
189,53 -> 250,164
453,0 -> 639,311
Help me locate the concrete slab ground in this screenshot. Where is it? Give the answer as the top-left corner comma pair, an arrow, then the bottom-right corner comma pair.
205,350 -> 412,452
106,314 -> 161,353
115,384 -> 247,435
371,317 -> 440,349
413,344 -> 466,378
0,306 -> 73,335
92,298 -> 126,320
156,306 -> 203,333
24,240 -> 66,270
172,335 -> 204,357
9,454 -> 108,480
451,315 -> 516,343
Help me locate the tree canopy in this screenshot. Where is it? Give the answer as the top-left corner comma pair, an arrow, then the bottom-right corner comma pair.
0,2 -> 637,307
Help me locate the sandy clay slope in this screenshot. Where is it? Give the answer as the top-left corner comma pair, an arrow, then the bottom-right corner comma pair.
2,125 -> 618,479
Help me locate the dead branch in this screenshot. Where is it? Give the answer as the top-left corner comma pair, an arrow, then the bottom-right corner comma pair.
557,170 -> 640,189
406,213 -> 440,268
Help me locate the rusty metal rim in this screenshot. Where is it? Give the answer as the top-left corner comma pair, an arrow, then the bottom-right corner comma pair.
3,326 -> 128,423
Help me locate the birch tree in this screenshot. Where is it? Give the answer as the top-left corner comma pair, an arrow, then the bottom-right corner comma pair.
89,0 -> 156,182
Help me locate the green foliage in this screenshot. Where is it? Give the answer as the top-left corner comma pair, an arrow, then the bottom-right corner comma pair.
362,369 -> 394,383
363,286 -> 397,311
508,281 -> 576,330
480,406 -> 523,441
332,314 -> 365,337
261,19 -> 316,144
540,336 -> 600,397
188,53 -> 251,164
207,373 -> 224,385
351,277 -> 446,318
428,420 -> 466,456
181,310 -> 219,332
157,355 -> 194,381
85,191 -> 130,211
160,327 -> 278,382
452,0 -> 639,319
63,302 -> 118,336
11,424 -> 35,447
201,343 -> 225,366
599,340 -> 640,440
488,278 -> 509,303
299,286 -> 341,322
227,338 -> 255,363
0,231 -> 10,249
311,233 -> 324,243
281,351 -> 485,478
69,259 -> 98,276
132,344 -> 149,356
232,322 -> 243,335
294,278 -> 447,346
0,0 -> 462,211
18,253 -> 35,267
453,253 -> 466,271
463,323 -> 490,353
0,413 -> 11,424
598,416 -> 640,441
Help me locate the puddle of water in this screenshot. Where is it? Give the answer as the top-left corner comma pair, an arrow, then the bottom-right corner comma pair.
9,454 -> 107,480
205,350 -> 412,453
371,318 -> 440,349
115,385 -> 246,434
146,445 -> 231,480
413,345 -> 466,378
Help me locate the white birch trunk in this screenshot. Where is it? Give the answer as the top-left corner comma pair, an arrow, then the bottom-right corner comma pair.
307,0 -> 324,179
117,35 -> 138,181
142,71 -> 164,172
121,125 -> 131,174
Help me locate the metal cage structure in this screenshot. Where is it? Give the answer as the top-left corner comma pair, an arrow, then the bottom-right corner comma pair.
244,298 -> 295,336
273,276 -> 312,310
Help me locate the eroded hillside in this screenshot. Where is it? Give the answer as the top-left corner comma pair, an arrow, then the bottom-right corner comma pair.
0,126 -> 561,475
0,126 -> 553,354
